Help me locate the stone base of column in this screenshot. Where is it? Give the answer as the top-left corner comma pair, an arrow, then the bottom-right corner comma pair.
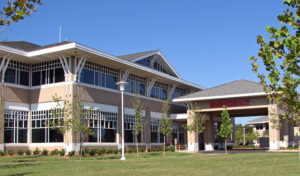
64,143 -> 80,154
188,143 -> 199,152
205,143 -> 214,151
269,141 -> 280,150
0,144 -> 4,152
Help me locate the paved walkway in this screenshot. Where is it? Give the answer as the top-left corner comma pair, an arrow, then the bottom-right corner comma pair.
177,149 -> 299,154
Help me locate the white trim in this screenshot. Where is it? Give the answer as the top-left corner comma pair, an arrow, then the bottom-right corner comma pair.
31,101 -> 63,111
150,111 -> 162,119
125,107 -> 145,116
5,102 -> 30,111
27,43 -> 76,57
82,102 -> 118,113
170,113 -> 187,120
188,142 -> 199,152
4,143 -> 29,147
82,142 -> 119,146
173,92 -> 268,102
31,81 -> 74,89
29,143 -> 65,147
205,143 -> 214,151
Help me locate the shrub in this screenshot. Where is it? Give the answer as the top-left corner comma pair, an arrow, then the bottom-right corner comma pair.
146,147 -> 150,152
113,149 -> 120,154
169,145 -> 175,152
127,147 -> 135,153
41,149 -> 49,156
106,149 -> 113,154
0,151 -> 4,156
83,148 -> 90,156
25,150 -> 31,155
89,149 -> 96,156
59,149 -> 65,156
97,148 -> 105,156
8,150 -> 14,156
17,150 -> 24,156
68,151 -> 75,157
33,148 -> 41,155
138,147 -> 144,153
50,149 -> 59,156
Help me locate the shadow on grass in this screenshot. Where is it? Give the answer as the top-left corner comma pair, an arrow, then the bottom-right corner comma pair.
7,172 -> 33,176
97,156 -> 121,160
0,163 -> 37,169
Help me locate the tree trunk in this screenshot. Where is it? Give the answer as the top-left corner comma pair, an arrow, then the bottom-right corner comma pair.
136,134 -> 138,155
163,136 -> 166,158
225,140 -> 227,154
80,132 -> 83,160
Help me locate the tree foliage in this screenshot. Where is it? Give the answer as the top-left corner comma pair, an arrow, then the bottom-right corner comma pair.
235,124 -> 259,145
249,0 -> 300,124
158,98 -> 172,157
183,104 -> 205,135
218,106 -> 232,153
0,0 -> 42,33
133,95 -> 144,155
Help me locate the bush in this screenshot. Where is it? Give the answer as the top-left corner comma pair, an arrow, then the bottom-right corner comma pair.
25,150 -> 31,155
8,150 -> 14,156
113,149 -> 120,154
0,151 -> 4,156
68,151 -> 75,157
50,149 -> 59,156
83,148 -> 90,156
146,147 -> 150,152
89,149 -> 96,156
127,147 -> 135,153
33,148 -> 41,155
169,145 -> 175,152
41,149 -> 49,156
138,147 -> 144,153
106,149 -> 113,154
97,148 -> 105,156
59,149 -> 65,156
17,150 -> 24,156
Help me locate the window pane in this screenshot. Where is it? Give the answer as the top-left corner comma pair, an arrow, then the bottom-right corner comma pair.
32,129 -> 45,143
88,128 -> 98,142
49,69 -> 54,83
54,67 -> 65,83
20,71 -> 29,86
49,129 -> 63,142
32,71 -> 41,86
4,68 -> 16,84
18,129 -> 27,143
42,70 -> 46,85
101,129 -> 116,142
151,132 -> 158,143
4,129 -> 14,143
106,75 -> 117,90
125,130 -> 133,143
80,68 -> 94,85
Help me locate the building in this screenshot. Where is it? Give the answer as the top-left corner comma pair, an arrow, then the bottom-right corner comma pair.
0,41 -> 204,153
246,116 -> 269,137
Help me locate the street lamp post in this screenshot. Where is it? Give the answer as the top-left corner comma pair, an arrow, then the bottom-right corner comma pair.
243,127 -> 246,145
116,81 -> 128,161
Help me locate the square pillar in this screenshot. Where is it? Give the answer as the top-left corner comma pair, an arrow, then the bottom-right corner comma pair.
145,107 -> 151,145
268,104 -> 280,150
231,117 -> 235,144
0,100 -> 4,151
204,114 -> 214,151
187,110 -> 198,152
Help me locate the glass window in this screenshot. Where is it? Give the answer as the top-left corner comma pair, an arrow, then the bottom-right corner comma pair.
4,68 -> 16,84
81,68 -> 94,85
106,75 -> 118,90
54,67 -> 65,83
20,71 -> 29,86
151,82 -> 168,100
125,114 -> 145,143
4,110 -> 28,143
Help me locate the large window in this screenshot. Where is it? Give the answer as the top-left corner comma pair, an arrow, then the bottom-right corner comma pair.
153,61 -> 167,74
87,110 -> 118,143
31,109 -> 64,143
124,114 -> 145,143
151,82 -> 168,100
125,74 -> 146,96
150,118 -> 164,143
4,60 -> 30,86
135,57 -> 150,67
4,109 -> 28,143
32,60 -> 65,86
172,123 -> 186,145
172,87 -> 186,99
80,61 -> 119,90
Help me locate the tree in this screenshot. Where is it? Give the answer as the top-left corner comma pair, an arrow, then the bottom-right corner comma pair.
133,95 -> 144,155
158,98 -> 172,158
51,89 -> 94,160
183,104 -> 205,150
249,0 -> 300,125
0,0 -> 42,33
218,106 -> 232,154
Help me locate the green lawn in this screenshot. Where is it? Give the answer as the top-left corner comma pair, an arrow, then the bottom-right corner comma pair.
1,152 -> 300,176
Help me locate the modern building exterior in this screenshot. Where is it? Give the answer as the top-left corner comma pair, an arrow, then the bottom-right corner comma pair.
0,41 -> 204,153
246,116 -> 269,137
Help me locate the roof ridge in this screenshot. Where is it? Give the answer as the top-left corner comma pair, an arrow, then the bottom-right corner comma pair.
119,49 -> 159,57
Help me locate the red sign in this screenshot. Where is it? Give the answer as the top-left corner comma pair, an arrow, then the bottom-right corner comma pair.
209,100 -> 250,108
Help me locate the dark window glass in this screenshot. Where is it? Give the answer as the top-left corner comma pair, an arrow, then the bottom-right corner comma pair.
145,58 -> 150,67
106,75 -> 118,90
88,128 -> 98,142
54,67 -> 65,83
80,68 -> 94,85
4,129 -> 13,143
20,71 -> 29,86
150,87 -> 156,98
151,132 -> 158,143
179,133 -> 185,144
32,72 -> 41,86
160,134 -> 164,143
125,130 -> 133,143
137,83 -> 145,95
42,70 -> 46,84
101,129 -> 116,142
18,129 -> 27,143
49,69 -> 54,83
4,68 -> 16,84
95,72 -> 99,86
49,129 -> 63,142
32,129 -> 45,143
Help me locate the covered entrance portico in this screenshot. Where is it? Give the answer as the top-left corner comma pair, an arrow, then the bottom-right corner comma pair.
173,80 -> 294,152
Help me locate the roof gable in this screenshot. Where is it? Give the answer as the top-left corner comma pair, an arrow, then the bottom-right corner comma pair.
0,41 -> 41,52
246,116 -> 269,125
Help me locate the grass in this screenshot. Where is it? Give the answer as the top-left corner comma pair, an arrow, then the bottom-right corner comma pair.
0,152 -> 299,176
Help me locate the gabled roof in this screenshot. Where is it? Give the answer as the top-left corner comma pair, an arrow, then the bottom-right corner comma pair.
246,116 -> 269,125
173,79 -> 266,102
119,50 -> 157,61
0,41 -> 41,52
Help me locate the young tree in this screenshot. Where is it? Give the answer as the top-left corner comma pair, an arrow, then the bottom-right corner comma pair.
133,95 -> 144,155
158,98 -> 172,158
249,0 -> 300,125
51,89 -> 94,160
183,104 -> 205,150
0,0 -> 42,33
218,106 -> 232,154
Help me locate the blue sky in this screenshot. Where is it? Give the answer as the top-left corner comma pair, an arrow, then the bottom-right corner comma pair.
1,0 -> 286,125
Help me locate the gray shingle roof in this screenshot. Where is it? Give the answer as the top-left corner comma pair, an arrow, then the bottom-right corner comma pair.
175,79 -> 264,100
118,50 -> 157,61
0,41 -> 41,52
246,116 -> 269,124
30,41 -> 72,51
